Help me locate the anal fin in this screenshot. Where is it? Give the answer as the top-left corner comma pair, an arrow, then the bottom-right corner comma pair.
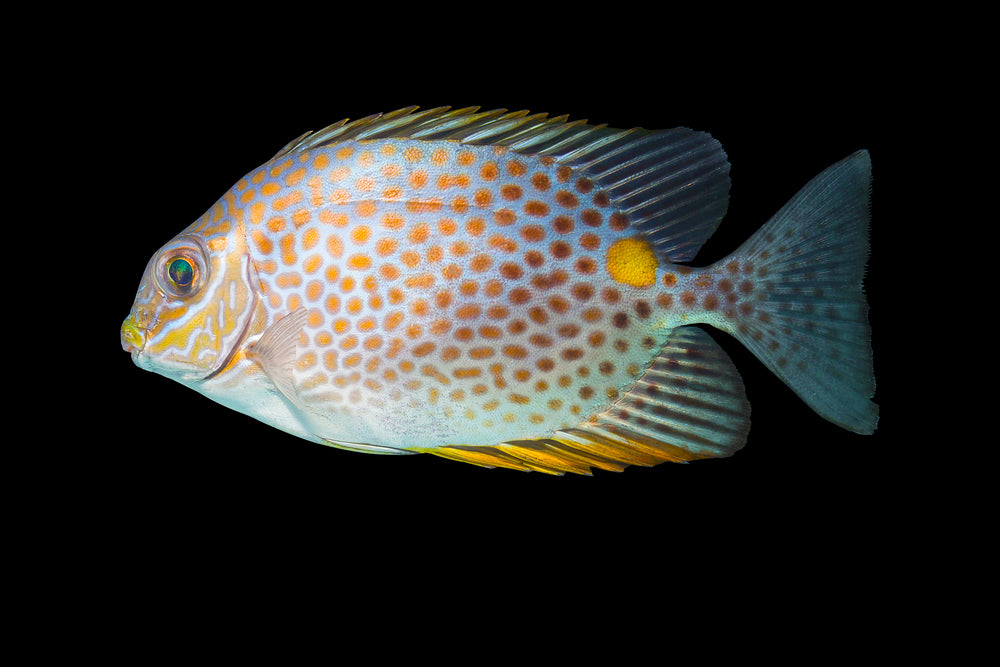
418,326 -> 751,475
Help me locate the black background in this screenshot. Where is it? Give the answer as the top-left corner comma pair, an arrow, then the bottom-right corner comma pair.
71,16 -> 918,616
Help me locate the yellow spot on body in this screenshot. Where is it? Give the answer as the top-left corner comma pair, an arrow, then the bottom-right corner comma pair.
401,250 -> 420,268
466,218 -> 485,236
280,234 -> 297,266
327,235 -> 343,258
302,227 -> 320,250
303,254 -> 322,274
348,254 -> 372,270
405,199 -> 442,214
285,167 -> 306,187
251,231 -> 273,255
408,223 -> 430,244
277,273 -> 301,288
375,237 -> 397,256
405,273 -> 435,289
250,201 -> 265,225
385,311 -> 403,331
606,237 -> 658,288
320,210 -> 349,227
270,159 -> 294,178
329,166 -> 350,182
350,225 -> 371,244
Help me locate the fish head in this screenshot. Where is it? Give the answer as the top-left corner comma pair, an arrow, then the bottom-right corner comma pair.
121,220 -> 260,386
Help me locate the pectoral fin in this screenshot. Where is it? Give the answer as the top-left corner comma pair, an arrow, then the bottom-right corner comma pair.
246,307 -> 308,407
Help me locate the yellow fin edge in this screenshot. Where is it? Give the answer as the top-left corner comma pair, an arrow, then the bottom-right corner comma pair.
411,425 -> 711,476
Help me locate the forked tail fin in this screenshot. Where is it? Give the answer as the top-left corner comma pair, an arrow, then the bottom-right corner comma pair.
723,150 -> 878,433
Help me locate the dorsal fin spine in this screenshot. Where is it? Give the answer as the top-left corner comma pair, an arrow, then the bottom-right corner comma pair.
272,106 -> 731,263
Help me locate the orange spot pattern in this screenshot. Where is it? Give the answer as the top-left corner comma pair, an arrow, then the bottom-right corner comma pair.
230,137 -> 766,447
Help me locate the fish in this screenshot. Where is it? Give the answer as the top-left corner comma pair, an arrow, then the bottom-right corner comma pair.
121,106 -> 877,475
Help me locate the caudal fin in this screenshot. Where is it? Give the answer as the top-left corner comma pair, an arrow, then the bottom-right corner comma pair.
724,150 -> 878,434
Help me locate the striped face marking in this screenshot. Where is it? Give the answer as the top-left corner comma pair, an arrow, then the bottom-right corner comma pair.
122,200 -> 259,383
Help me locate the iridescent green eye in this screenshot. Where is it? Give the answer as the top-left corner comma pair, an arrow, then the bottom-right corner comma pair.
154,237 -> 208,298
167,257 -> 195,292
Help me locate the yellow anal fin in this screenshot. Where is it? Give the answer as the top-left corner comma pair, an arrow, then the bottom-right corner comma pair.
418,430 -> 686,476
423,444 -> 537,473
498,439 -> 625,475
556,427 -> 700,466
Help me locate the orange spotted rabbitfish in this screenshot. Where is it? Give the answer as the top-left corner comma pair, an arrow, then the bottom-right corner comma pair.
121,106 -> 878,475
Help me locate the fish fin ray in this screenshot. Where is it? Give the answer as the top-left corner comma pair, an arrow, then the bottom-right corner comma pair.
246,307 -> 308,406
411,326 -> 750,474
271,107 -> 730,262
588,325 -> 752,460
561,128 -> 732,262
724,150 -> 878,433
319,438 -> 415,455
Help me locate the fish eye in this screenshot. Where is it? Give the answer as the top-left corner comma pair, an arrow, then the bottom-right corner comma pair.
167,256 -> 195,291
153,236 -> 208,298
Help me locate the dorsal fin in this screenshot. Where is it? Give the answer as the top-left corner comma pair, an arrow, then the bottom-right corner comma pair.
271,106 -> 731,262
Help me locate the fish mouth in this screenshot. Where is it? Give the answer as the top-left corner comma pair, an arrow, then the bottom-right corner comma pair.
121,318 -> 145,354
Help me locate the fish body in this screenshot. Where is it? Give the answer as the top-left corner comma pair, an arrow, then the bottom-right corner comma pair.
122,107 -> 877,474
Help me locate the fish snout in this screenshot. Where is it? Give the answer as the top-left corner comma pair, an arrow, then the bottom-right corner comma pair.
120,317 -> 146,354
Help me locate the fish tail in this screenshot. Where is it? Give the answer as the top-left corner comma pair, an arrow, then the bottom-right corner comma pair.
713,150 -> 878,434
